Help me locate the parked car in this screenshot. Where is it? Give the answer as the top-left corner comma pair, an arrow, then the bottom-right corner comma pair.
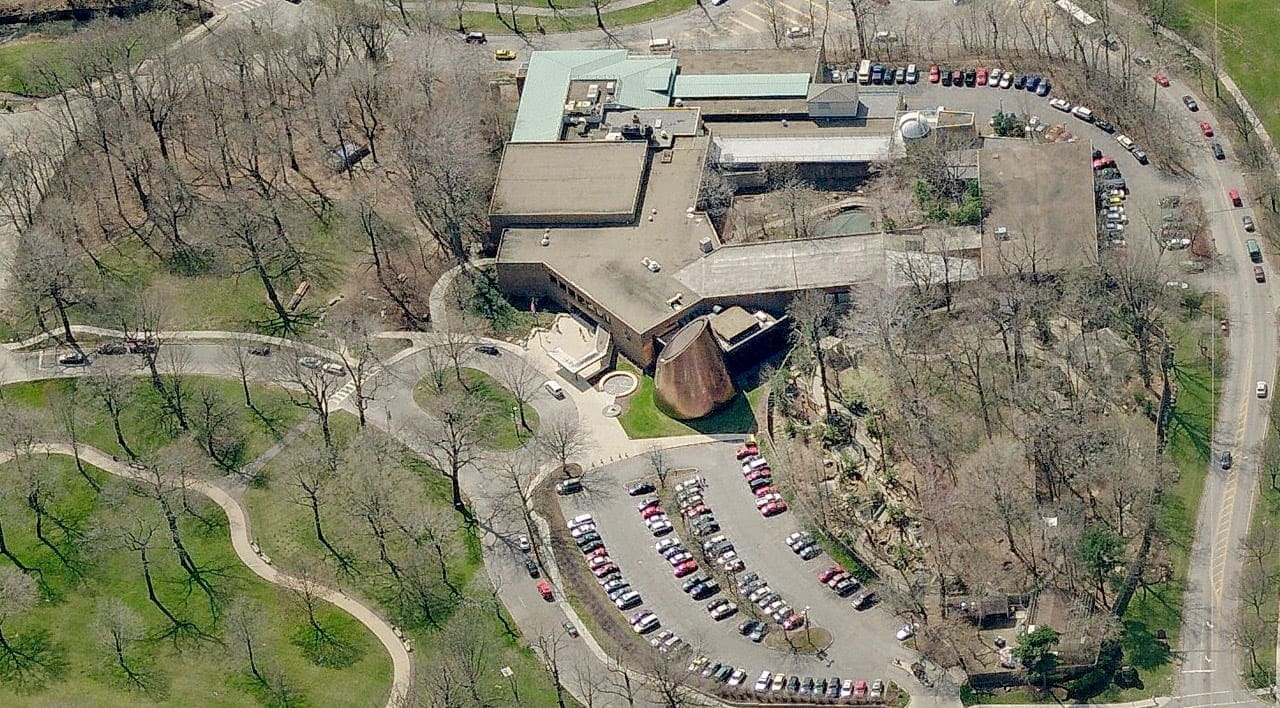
473,343 -> 500,355
57,351 -> 88,366
951,69 -> 963,86
321,362 -> 345,376
97,342 -> 127,355
248,345 -> 271,356
963,68 -> 976,86
627,481 -> 655,496
928,64 -> 941,83
1026,75 -> 1040,92
1183,95 -> 1199,111
1199,121 -> 1214,137
1256,265 -> 1267,283
1132,149 -> 1149,164
1153,72 -> 1170,87
543,379 -> 566,398
1221,451 -> 1233,469
536,580 -> 554,601
1049,98 -> 1072,112
1036,80 -> 1051,96
999,70 -> 1013,88
1244,216 -> 1255,231
1257,381 -> 1268,399
1230,188 -> 1242,206
906,63 -> 919,83
298,356 -> 322,370
1014,74 -> 1026,90
563,621 -> 578,638
494,49 -> 517,60
1095,119 -> 1115,133
464,31 -> 487,44
784,25 -> 812,39
1213,142 -> 1226,159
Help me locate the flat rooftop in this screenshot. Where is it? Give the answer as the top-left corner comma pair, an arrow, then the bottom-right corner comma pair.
498,137 -> 718,334
491,142 -> 648,218
712,135 -> 898,165
673,48 -> 817,76
979,140 -> 1098,272
674,233 -> 887,296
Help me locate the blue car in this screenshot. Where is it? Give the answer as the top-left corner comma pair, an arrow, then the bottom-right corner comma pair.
1036,80 -> 1051,97
1025,75 -> 1040,92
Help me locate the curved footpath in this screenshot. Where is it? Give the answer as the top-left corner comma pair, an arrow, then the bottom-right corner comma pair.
0,443 -> 413,708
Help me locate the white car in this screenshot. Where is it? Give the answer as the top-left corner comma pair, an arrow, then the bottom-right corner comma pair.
755,670 -> 773,692
841,679 -> 854,698
1116,134 -> 1135,149
321,362 -> 345,376
543,379 -> 566,399
896,622 -> 919,640
999,71 -> 1013,88
873,30 -> 898,42
570,523 -> 597,538
298,356 -> 322,370
906,63 -> 918,83
988,68 -> 1003,88
1258,381 -> 1269,398
566,514 -> 593,529
1049,98 -> 1072,112
785,25 -> 811,38
727,669 -> 747,686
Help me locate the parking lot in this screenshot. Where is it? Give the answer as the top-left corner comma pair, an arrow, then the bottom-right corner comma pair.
556,441 -> 913,691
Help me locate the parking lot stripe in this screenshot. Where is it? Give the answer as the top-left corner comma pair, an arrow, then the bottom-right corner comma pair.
727,15 -> 759,31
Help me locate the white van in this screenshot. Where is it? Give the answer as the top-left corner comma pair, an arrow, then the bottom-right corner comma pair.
1071,105 -> 1095,121
648,37 -> 673,53
544,379 -> 566,399
857,59 -> 871,84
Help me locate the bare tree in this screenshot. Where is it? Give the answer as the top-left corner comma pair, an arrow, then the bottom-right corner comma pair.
85,369 -> 137,459
286,444 -> 353,573
94,598 -> 156,692
418,392 -> 485,520
645,444 -> 673,491
534,412 -> 593,478
0,566 -> 61,687
279,355 -> 343,455
221,338 -> 264,410
494,358 -> 541,431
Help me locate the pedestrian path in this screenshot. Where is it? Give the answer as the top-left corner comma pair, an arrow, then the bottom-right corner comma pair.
1,443 -> 413,707
222,0 -> 273,13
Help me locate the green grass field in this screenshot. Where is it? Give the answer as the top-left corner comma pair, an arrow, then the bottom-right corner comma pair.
1,376 -> 304,465
0,455 -> 389,705
413,367 -> 539,450
1183,0 -> 1280,144
242,413 -> 568,705
616,360 -> 759,438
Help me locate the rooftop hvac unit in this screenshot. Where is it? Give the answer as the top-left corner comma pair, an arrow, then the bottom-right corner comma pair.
606,82 -> 616,94
995,226 -> 1010,241
699,237 -> 714,254
641,257 -> 662,273
666,294 -> 684,310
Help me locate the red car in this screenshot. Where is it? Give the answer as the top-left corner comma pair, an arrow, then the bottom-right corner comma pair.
673,560 -> 698,577
745,469 -> 771,483
584,546 -> 608,559
781,613 -> 805,630
1092,156 -> 1115,170
818,566 -> 845,584
976,66 -> 988,85
683,503 -> 711,519
1199,121 -> 1214,137
753,486 -> 777,498
1153,72 -> 1170,87
1255,265 -> 1266,283
735,444 -> 759,460
591,563 -> 618,578
537,580 -> 554,601
1230,188 -> 1242,206
761,501 -> 788,517
928,64 -> 940,83
640,505 -> 665,520
854,680 -> 868,699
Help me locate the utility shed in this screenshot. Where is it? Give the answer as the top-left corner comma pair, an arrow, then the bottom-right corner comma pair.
806,83 -> 861,119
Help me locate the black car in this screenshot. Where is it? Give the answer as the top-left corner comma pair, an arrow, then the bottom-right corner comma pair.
1095,119 -> 1115,134
941,67 -> 952,86
691,582 -> 720,600
1183,95 -> 1199,111
97,342 -> 127,355
1221,451 -> 1233,469
1036,80 -> 1051,97
525,559 -> 539,578
1132,149 -> 1149,165
738,618 -> 760,635
964,69 -> 976,87
1026,75 -> 1040,92
827,678 -> 842,698
1212,142 -> 1225,160
802,677 -> 816,694
1014,74 -> 1026,90
249,345 -> 271,356
787,675 -> 801,693
57,352 -> 88,366
627,481 -> 655,496
683,575 -> 709,592
474,344 -> 500,356
870,64 -> 884,84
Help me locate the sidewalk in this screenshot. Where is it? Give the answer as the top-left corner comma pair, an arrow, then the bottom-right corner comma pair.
459,0 -> 656,18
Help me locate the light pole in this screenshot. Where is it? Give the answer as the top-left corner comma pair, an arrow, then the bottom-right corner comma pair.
500,666 -> 519,702
511,406 -> 519,437
803,606 -> 813,648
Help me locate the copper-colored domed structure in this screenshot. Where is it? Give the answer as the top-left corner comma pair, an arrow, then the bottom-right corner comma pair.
654,318 -> 736,420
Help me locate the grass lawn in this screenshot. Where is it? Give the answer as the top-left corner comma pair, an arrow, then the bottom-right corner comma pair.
0,40 -> 66,96
1182,0 -> 1280,144
1110,309 -> 1224,699
462,0 -> 695,34
413,367 -> 539,450
1,376 -> 304,465
0,455 -> 389,704
616,360 -> 758,439
242,412 -> 568,706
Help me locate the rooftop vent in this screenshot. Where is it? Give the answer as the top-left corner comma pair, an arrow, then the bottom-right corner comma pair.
641,257 -> 662,273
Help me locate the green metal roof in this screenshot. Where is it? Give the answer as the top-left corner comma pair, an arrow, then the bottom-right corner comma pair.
511,50 -> 677,143
672,73 -> 811,99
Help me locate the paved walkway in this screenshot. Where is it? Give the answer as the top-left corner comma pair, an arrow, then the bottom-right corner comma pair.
460,0 -> 655,18
425,257 -> 495,333
0,443 -> 412,707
